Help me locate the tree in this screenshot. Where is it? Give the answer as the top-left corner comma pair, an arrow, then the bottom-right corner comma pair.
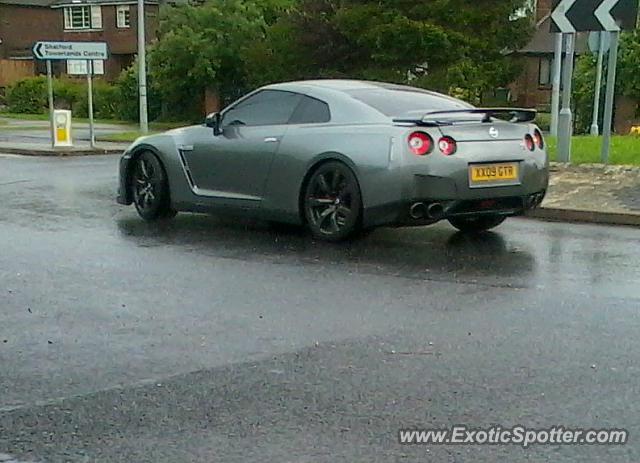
149,0 -> 289,119
572,53 -> 600,134
617,31 -> 640,101
247,0 -> 534,102
149,0 -> 534,117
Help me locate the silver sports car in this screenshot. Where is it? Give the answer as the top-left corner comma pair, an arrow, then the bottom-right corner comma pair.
117,80 -> 548,241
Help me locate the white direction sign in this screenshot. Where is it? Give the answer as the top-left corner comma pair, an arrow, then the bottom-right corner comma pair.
32,41 -> 108,61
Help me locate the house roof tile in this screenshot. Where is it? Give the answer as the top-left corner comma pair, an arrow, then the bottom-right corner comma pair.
516,17 -> 590,55
0,0 -> 56,7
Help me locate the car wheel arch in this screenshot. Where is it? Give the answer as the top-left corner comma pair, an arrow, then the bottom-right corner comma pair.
297,154 -> 362,224
125,146 -> 171,205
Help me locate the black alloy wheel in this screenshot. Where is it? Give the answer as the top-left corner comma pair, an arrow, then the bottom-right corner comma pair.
131,151 -> 176,221
304,161 -> 362,241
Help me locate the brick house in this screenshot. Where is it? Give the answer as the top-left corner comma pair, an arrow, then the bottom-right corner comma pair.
508,0 -> 589,111
509,0 -> 639,133
0,0 -> 159,83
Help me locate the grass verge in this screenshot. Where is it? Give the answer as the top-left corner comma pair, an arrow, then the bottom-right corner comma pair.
0,112 -> 131,125
96,131 -> 161,143
545,135 -> 640,166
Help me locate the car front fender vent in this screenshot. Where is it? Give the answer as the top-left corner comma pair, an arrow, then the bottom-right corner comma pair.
178,149 -> 196,189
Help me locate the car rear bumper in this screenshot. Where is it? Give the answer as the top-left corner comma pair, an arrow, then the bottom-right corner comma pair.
364,189 -> 546,227
363,158 -> 549,227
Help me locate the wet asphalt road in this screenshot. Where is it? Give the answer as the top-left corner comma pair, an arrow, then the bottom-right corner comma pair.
0,154 -> 639,462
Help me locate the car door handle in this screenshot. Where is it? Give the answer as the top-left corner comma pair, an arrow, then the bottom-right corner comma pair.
264,137 -> 279,143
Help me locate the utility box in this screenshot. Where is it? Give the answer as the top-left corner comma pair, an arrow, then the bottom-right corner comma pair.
53,109 -> 72,147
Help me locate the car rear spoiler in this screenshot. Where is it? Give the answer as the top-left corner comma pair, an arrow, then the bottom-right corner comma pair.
393,108 -> 537,126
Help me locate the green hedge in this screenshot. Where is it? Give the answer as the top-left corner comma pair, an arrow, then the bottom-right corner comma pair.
73,81 -> 119,119
115,65 -> 162,122
6,76 -> 123,120
6,76 -> 48,113
536,112 -> 551,133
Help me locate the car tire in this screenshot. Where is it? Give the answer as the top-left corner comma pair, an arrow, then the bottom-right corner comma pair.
448,215 -> 506,233
303,161 -> 362,242
131,151 -> 176,221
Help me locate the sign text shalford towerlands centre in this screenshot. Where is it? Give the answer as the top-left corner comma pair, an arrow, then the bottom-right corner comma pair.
32,42 -> 108,61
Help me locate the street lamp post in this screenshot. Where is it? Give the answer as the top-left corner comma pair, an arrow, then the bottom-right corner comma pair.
137,0 -> 149,134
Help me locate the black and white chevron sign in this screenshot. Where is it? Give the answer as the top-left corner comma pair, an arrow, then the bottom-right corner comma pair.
550,0 -> 639,33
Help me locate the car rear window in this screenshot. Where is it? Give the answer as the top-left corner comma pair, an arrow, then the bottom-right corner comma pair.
289,96 -> 331,124
347,88 -> 473,117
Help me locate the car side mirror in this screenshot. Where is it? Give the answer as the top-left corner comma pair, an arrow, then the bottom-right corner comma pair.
205,112 -> 222,136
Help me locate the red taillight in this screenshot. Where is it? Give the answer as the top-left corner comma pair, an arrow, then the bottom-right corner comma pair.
438,137 -> 457,156
408,132 -> 433,156
533,129 -> 544,149
524,134 -> 535,152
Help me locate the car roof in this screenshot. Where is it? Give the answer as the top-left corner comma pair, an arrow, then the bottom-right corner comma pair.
257,80 -> 471,124
264,80 -> 469,110
267,79 -> 440,94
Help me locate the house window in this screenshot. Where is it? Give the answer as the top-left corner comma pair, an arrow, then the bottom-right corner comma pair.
64,5 -> 102,30
539,58 -> 552,87
116,5 -> 130,28
66,60 -> 105,75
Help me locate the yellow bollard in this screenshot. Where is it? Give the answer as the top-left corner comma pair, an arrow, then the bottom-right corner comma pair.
53,110 -> 72,147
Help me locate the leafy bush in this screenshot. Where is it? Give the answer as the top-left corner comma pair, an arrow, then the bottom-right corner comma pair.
53,78 -> 83,110
114,66 -> 139,121
92,81 -> 119,119
536,112 -> 551,132
148,0 -> 271,120
114,64 -> 162,121
74,80 -> 119,119
7,76 -> 120,119
6,76 -> 48,113
572,54 -> 600,135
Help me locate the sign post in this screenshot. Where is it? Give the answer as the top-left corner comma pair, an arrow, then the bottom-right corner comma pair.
86,60 -> 95,149
550,34 -> 563,137
137,0 -> 149,134
45,60 -> 55,149
601,31 -> 620,163
590,32 -> 607,136
32,41 -> 108,149
557,33 -> 575,163
550,0 -> 638,163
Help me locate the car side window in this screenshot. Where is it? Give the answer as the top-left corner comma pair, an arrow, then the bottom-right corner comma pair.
223,90 -> 302,127
288,96 -> 331,124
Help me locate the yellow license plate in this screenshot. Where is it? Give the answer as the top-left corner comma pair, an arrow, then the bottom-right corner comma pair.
470,163 -> 519,183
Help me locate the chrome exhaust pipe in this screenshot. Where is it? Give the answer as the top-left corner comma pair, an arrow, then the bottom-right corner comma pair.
531,193 -> 540,208
409,202 -> 427,220
426,203 -> 445,220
